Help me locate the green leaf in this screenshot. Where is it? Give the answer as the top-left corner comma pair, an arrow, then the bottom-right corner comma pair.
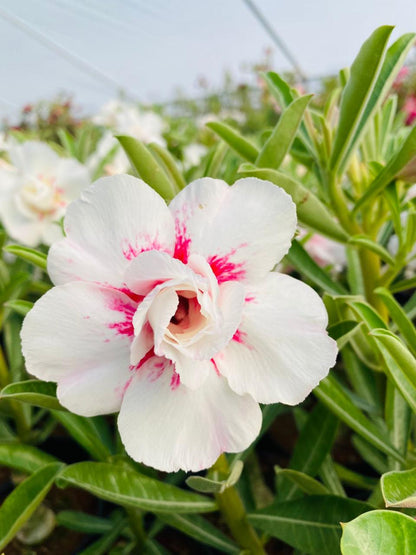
370,328 -> 416,413
158,513 -> 239,553
0,462 -> 64,551
354,127 -> 416,213
56,462 -> 217,513
116,135 -> 175,200
256,95 -> 313,169
274,468 -> 330,495
263,71 -> 295,108
279,403 -> 338,501
348,235 -> 395,265
328,320 -> 361,349
52,412 -> 112,461
330,26 -> 394,174
3,299 -> 33,317
1,380 -> 64,411
0,443 -> 57,474
314,375 -> 403,463
340,510 -> 416,554
56,511 -> 115,534
238,166 -> 348,242
248,495 -> 371,555
206,121 -> 259,163
147,142 -> 186,191
78,514 -> 127,555
381,468 -> 416,508
286,240 -> 347,295
4,244 -> 47,270
375,287 -> 416,357
186,460 -> 244,494
346,32 -> 416,166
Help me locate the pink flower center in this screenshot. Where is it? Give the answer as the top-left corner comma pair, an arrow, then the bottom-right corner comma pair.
168,290 -> 206,337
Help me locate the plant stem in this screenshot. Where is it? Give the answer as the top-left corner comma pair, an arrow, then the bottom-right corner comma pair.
212,454 -> 266,554
125,507 -> 146,552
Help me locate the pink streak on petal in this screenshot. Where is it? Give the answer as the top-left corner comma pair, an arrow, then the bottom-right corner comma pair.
174,220 -> 191,263
245,295 -> 256,303
108,297 -> 136,338
117,287 -> 144,304
211,358 -> 221,376
207,247 -> 246,283
170,369 -> 181,390
121,236 -> 170,261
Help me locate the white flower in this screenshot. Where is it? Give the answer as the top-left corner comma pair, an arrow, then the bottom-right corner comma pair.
93,99 -> 166,145
0,141 -> 90,246
21,175 -> 337,472
183,143 -> 207,170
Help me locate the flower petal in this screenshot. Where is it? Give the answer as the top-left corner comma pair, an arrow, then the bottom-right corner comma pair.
48,175 -> 175,287
215,273 -> 338,405
21,282 -> 135,415
169,177 -> 296,282
118,356 -> 262,472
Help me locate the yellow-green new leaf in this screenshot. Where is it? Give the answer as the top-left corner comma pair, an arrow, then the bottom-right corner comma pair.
341,510 -> 416,554
381,468 -> 416,508
206,121 -> 259,163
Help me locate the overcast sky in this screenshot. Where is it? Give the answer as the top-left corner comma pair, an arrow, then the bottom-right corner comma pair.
1,0 -> 415,121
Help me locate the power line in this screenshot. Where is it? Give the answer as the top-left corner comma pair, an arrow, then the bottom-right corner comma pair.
241,0 -> 306,83
0,5 -> 137,101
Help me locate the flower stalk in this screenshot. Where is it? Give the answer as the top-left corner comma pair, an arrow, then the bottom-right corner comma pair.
212,455 -> 265,554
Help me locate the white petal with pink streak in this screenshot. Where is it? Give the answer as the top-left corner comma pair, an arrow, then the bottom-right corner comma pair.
21,282 -> 135,414
169,177 -> 296,283
118,357 -> 262,472
215,273 -> 338,404
48,175 -> 175,287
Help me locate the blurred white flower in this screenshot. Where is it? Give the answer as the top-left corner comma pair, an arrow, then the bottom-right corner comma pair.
300,229 -> 347,272
197,110 -> 246,129
93,99 -> 166,145
182,143 -> 207,170
86,131 -> 130,177
22,175 -> 337,472
0,141 -> 90,246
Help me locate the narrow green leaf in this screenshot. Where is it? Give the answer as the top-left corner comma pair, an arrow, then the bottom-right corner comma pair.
158,513 -> 239,553
314,375 -> 403,463
263,71 -> 295,108
0,443 -> 57,474
52,412 -> 111,461
78,515 -> 127,555
345,32 -> 416,167
330,26 -> 394,174
56,511 -> 115,534
385,381 -> 411,469
3,299 -> 33,317
347,299 -> 387,330
147,142 -> 186,190
248,495 -> 371,555
57,129 -> 76,157
185,475 -> 224,494
256,95 -> 313,169
286,240 -> 347,295
279,403 -> 338,500
348,235 -> 395,265
206,121 -> 259,163
354,127 -> 416,212
375,287 -> 416,357
334,463 -> 378,491
0,462 -> 64,551
238,166 -> 348,242
381,467 -> 416,507
275,467 -> 330,495
340,510 -> 416,554
1,379 -> 64,411
116,135 -> 175,200
328,320 -> 361,349
371,328 -> 416,413
4,244 -> 47,270
56,462 -> 217,513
